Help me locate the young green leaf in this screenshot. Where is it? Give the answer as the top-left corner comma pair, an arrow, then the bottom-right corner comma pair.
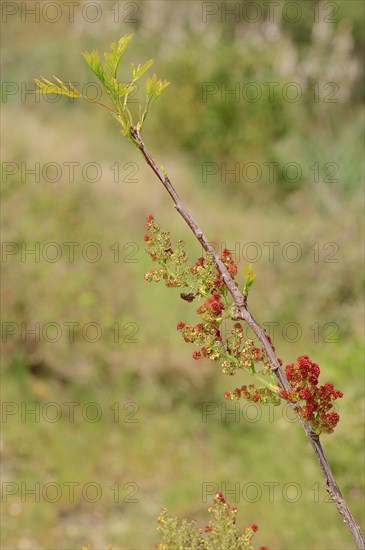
131,59 -> 154,80
34,76 -> 82,98
104,34 -> 133,78
82,49 -> 106,84
146,73 -> 171,101
155,79 -> 170,98
242,264 -> 256,296
105,78 -> 136,102
35,34 -> 170,145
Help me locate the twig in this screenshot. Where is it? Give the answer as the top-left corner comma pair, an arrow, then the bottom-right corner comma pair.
130,125 -> 365,550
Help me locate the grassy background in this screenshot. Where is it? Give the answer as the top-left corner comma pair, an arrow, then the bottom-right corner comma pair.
1,1 -> 364,548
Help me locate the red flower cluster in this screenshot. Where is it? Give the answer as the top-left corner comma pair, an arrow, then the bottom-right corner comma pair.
191,256 -> 205,272
207,492 -> 238,526
221,337 -> 273,376
144,215 -> 192,287
197,292 -> 225,318
177,318 -> 223,360
176,249 -> 238,362
177,291 -> 225,360
190,255 -> 225,293
144,215 -> 156,248
225,383 -> 281,405
214,491 -> 226,504
279,355 -> 343,434
201,493 -> 268,548
145,214 -> 154,230
221,248 -> 238,278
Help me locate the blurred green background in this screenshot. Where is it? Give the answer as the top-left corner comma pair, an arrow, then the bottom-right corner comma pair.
1,1 -> 364,548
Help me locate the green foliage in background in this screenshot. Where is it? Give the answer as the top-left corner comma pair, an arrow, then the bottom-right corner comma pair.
153,24 -> 363,199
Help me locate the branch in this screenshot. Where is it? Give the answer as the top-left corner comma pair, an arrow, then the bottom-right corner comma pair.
130,125 -> 364,550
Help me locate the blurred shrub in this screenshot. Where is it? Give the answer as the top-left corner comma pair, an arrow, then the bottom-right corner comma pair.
146,12 -> 362,199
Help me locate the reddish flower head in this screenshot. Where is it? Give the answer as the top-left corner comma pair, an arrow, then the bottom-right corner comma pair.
281,355 -> 343,434
145,214 -> 155,230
